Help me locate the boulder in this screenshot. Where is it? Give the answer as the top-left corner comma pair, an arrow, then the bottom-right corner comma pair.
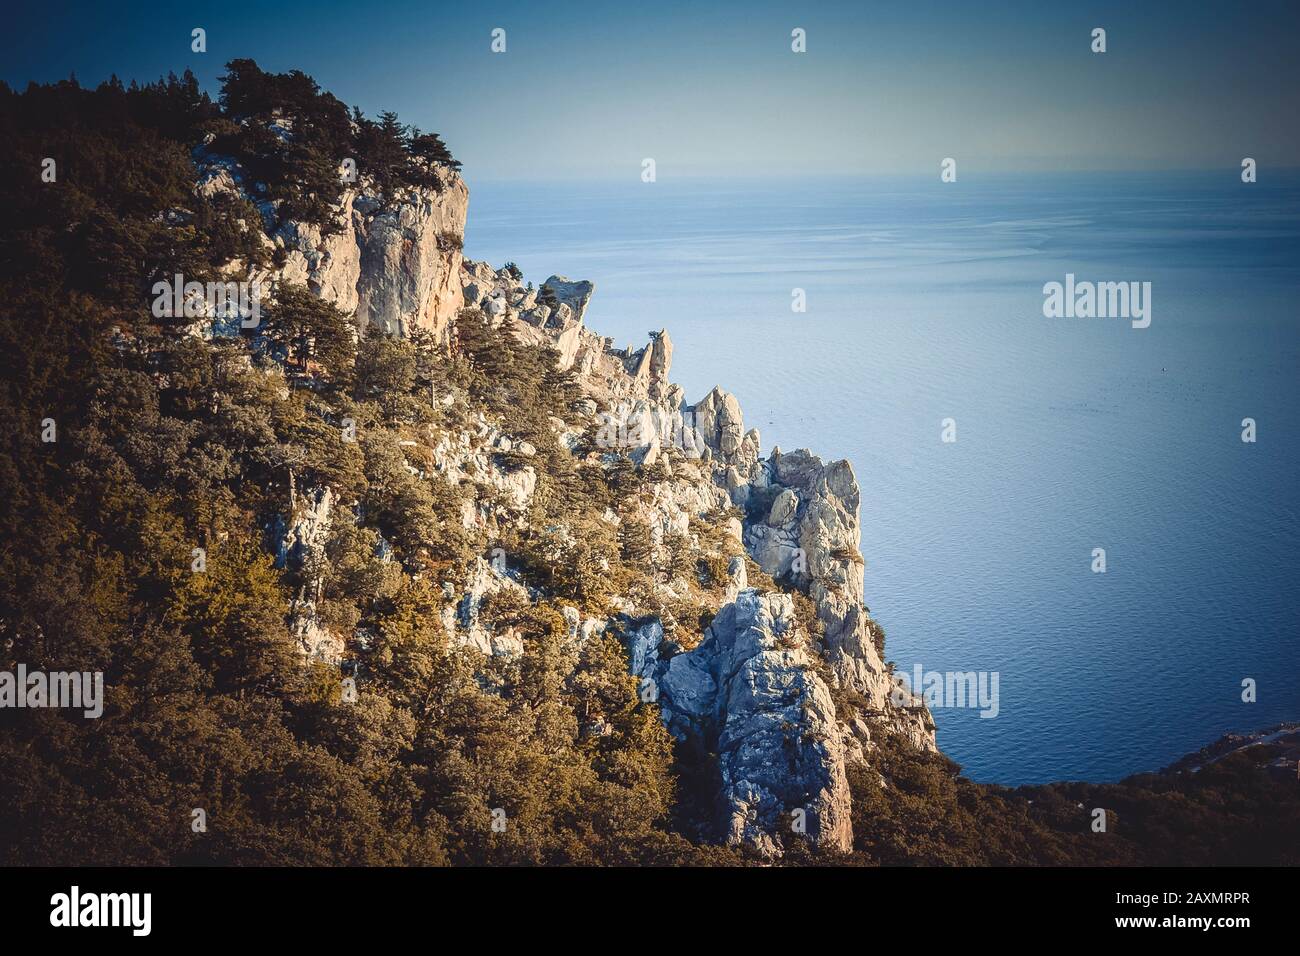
538,276 -> 594,326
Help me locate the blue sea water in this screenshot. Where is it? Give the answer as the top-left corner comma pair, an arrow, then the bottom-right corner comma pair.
463,172 -> 1300,785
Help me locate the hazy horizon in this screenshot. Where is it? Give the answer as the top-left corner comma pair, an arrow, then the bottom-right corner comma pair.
6,0 -> 1299,179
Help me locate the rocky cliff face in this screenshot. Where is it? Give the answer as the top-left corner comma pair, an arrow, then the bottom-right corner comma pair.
628,591 -> 855,855
747,449 -> 936,751
472,260 -> 934,717
454,258 -> 937,856
461,260 -> 675,403
217,164 -> 936,856
197,148 -> 469,338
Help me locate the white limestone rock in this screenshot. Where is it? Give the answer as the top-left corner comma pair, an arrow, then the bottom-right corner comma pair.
744,448 -> 937,751
441,557 -> 528,658
627,590 -> 854,857
538,276 -> 594,326
193,146 -> 468,340
353,174 -> 469,338
691,387 -> 760,474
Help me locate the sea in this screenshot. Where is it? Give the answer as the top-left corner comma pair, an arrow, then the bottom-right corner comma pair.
462,171 -> 1300,785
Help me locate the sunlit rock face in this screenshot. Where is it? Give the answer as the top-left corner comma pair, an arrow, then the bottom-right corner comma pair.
351,172 -> 468,338
626,590 -> 854,857
195,142 -> 468,340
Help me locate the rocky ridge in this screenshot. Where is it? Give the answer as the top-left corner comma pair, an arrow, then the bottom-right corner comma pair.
222,166 -> 935,857
457,257 -> 938,854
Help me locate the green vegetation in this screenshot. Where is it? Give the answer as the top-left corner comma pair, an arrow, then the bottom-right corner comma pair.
214,59 -> 460,227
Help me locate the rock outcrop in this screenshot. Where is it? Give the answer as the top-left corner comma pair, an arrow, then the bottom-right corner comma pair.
692,386 -> 763,473
441,557 -> 528,659
628,590 -> 853,856
454,256 -> 937,851
460,259 -> 678,405
195,143 -> 468,340
274,485 -> 343,664
208,143 -> 938,854
466,256 -> 935,848
748,448 -> 936,751
349,179 -> 468,337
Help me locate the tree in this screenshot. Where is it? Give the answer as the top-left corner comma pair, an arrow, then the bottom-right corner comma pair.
258,283 -> 354,381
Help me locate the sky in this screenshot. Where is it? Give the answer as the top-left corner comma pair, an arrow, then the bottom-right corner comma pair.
4,0 -> 1298,180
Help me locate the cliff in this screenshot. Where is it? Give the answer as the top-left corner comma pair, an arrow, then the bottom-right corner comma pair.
212,161 -> 936,853
193,121 -> 937,853
197,147 -> 470,338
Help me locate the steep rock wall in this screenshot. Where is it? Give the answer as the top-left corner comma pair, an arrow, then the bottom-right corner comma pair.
197,149 -> 468,339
